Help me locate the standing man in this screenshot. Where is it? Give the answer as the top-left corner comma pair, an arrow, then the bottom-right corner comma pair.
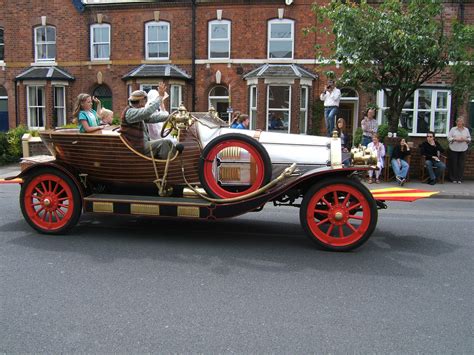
320,79 -> 341,137
120,82 -> 175,159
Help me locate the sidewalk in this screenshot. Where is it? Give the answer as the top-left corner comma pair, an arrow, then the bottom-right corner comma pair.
1,162 -> 473,199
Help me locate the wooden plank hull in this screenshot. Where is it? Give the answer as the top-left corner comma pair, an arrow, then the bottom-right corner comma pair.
39,126 -> 201,186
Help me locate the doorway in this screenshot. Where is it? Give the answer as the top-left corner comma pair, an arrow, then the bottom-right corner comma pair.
0,86 -> 8,132
209,85 -> 230,121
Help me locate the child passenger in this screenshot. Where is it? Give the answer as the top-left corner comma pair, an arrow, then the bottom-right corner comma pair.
73,93 -> 105,133
99,108 -> 114,125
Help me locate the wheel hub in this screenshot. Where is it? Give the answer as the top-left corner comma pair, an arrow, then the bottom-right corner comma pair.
328,205 -> 348,225
41,194 -> 58,211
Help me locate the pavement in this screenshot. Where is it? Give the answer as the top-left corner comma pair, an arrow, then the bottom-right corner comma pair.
0,162 -> 473,200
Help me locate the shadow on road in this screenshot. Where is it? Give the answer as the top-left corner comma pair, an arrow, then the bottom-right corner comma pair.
5,214 -> 460,278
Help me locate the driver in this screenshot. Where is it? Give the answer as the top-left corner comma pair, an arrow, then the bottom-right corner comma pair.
120,82 -> 175,159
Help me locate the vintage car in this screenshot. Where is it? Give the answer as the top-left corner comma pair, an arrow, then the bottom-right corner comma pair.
5,106 -> 433,251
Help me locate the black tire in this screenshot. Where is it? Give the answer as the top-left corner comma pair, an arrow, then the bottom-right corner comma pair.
300,177 -> 378,251
20,168 -> 82,234
199,133 -> 272,199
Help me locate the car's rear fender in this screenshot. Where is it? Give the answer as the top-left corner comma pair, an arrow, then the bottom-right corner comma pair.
15,161 -> 85,199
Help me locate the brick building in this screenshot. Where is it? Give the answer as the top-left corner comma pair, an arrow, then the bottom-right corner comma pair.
0,0 -> 472,143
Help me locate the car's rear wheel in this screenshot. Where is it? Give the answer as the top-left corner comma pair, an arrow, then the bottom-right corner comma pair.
20,169 -> 82,234
300,177 -> 377,251
199,133 -> 272,199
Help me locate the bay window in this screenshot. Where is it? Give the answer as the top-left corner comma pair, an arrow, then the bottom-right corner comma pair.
27,86 -> 45,129
377,88 -> 451,136
267,85 -> 291,133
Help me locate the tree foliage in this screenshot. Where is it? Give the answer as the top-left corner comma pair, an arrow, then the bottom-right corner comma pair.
312,0 -> 473,132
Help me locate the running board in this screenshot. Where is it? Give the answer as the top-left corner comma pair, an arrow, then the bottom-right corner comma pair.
84,194 -> 214,219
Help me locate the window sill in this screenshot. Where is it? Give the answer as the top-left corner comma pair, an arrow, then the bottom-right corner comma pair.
142,59 -> 171,63
87,60 -> 112,65
31,61 -> 58,67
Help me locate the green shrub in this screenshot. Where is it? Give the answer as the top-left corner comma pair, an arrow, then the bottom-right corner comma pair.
310,100 -> 324,135
353,127 -> 363,147
377,123 -> 409,144
112,116 -> 121,125
0,132 -> 10,165
6,125 -> 29,160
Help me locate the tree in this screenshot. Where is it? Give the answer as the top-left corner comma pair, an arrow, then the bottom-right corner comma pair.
311,0 -> 473,133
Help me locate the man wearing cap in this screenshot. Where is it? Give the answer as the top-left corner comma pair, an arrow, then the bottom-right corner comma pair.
120,82 -> 175,159
320,79 -> 341,137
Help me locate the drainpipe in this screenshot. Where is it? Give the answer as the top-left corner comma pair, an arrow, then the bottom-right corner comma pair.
191,0 -> 196,111
14,78 -> 19,127
460,0 -> 465,24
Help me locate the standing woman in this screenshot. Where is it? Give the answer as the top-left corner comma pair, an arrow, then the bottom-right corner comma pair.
448,117 -> 471,183
73,93 -> 104,133
367,134 -> 385,184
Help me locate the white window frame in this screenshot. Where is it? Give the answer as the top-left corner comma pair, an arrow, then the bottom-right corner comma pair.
249,85 -> 257,130
267,85 -> 291,134
267,19 -> 294,60
53,86 -> 66,127
145,21 -> 170,60
377,88 -> 451,137
34,26 -> 56,62
299,86 -> 308,134
170,85 -> 182,112
27,85 -> 46,129
208,20 -> 231,60
90,23 -> 111,61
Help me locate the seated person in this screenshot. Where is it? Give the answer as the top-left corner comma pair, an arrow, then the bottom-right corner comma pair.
269,114 -> 284,130
73,93 -> 105,133
120,83 -> 175,159
145,89 -> 169,140
235,114 -> 250,129
336,118 -> 351,167
391,138 -> 411,186
99,108 -> 114,125
367,134 -> 385,184
419,131 -> 445,185
230,111 -> 241,128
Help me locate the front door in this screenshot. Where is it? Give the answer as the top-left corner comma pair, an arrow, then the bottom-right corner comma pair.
213,101 -> 229,122
0,98 -> 8,132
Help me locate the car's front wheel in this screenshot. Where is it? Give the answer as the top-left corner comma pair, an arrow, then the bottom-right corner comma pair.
300,177 -> 378,251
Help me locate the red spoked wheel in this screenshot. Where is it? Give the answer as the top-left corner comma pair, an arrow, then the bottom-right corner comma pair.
20,169 -> 82,234
199,133 -> 272,199
300,177 -> 378,251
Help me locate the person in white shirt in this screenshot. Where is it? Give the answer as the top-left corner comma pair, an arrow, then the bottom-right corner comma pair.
320,79 -> 341,137
447,116 -> 471,183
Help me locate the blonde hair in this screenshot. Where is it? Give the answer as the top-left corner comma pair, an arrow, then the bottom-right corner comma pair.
73,93 -> 91,120
100,108 -> 113,118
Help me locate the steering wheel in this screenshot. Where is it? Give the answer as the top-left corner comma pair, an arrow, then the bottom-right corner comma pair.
160,110 -> 179,138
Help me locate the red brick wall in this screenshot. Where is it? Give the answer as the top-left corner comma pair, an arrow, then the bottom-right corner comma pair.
0,0 -> 472,179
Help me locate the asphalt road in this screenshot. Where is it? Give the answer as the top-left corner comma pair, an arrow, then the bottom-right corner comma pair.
1,183 -> 472,353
